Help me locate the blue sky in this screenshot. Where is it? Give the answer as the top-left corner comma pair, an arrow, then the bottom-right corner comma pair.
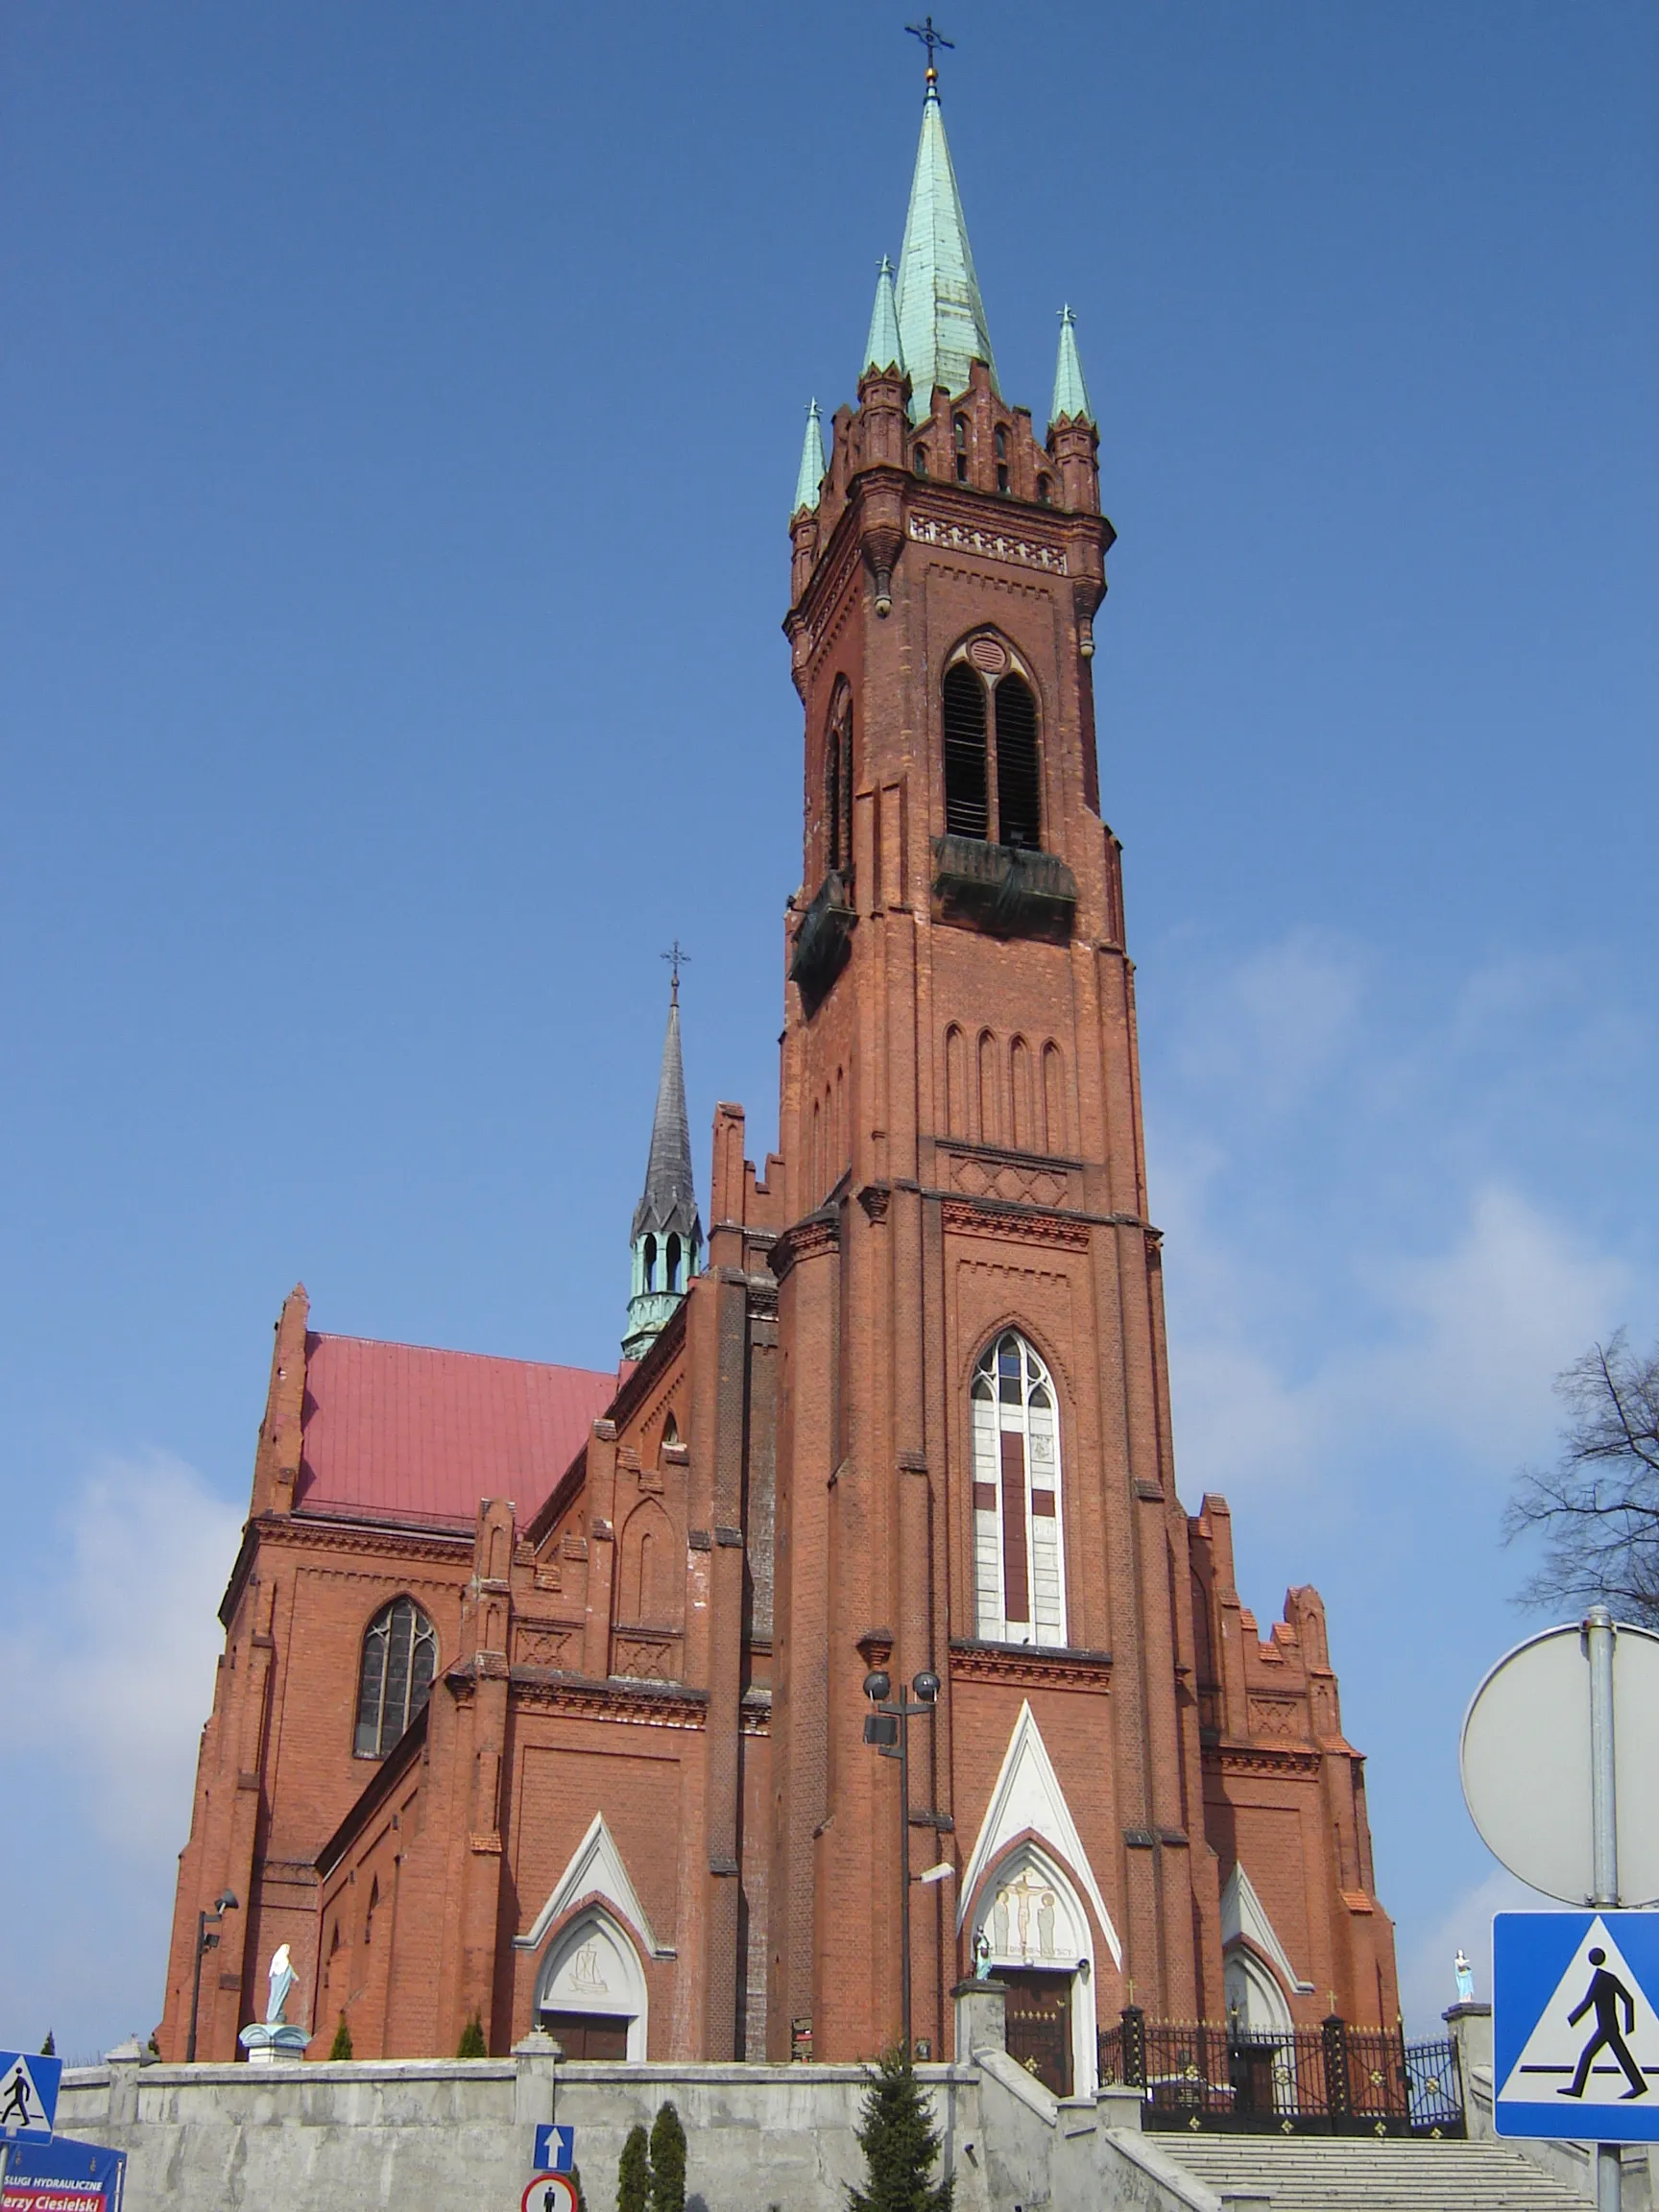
1,2 -> 1653,2057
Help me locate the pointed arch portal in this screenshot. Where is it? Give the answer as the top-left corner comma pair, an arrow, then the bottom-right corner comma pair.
534,1907 -> 648,2061
970,1840 -> 1097,2100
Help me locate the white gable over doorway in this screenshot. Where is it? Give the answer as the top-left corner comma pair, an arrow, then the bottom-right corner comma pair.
957,1699 -> 1121,1965
1219,1860 -> 1314,1996
514,1812 -> 672,1959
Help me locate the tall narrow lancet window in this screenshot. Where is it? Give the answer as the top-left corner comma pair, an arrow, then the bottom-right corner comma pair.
825,688 -> 854,878
953,414 -> 969,482
971,1334 -> 1066,1647
943,662 -> 989,839
666,1233 -> 682,1292
354,1597 -> 438,1758
995,674 -> 1042,849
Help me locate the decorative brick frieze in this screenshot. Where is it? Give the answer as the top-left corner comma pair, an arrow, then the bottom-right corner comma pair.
1206,1743 -> 1324,1780
907,511 -> 1068,575
938,1196 -> 1092,1249
511,1671 -> 711,1725
949,1639 -> 1113,1690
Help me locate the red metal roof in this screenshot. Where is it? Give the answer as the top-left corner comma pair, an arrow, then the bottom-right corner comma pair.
295,1333 -> 618,1530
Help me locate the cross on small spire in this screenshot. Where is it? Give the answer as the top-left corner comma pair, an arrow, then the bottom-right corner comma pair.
661,940 -> 690,1004
905,14 -> 953,85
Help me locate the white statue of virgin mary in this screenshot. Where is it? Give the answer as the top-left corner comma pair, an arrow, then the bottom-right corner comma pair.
240,1937 -> 308,2061
265,1942 -> 298,2027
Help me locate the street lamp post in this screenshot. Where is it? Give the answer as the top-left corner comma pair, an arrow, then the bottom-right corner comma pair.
863,1668 -> 946,2058
186,1890 -> 239,2063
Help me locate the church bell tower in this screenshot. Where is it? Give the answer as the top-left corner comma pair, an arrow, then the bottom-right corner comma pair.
765,49 -> 1218,2072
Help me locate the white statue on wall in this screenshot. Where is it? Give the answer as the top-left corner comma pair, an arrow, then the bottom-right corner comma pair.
1455,1950 -> 1475,2004
266,1942 -> 298,2025
239,1938 -> 309,2064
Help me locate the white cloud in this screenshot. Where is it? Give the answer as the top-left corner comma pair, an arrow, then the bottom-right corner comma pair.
1363,1186 -> 1634,1463
1170,928 -> 1364,1117
0,1451 -> 242,1852
1168,1182 -> 1632,1497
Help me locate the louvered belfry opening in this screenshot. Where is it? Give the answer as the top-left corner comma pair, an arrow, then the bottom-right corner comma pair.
943,661 -> 989,838
944,651 -> 1042,852
995,673 -> 1042,849
824,686 -> 855,877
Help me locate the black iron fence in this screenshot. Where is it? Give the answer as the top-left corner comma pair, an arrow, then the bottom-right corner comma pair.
1096,2008 -> 1463,2137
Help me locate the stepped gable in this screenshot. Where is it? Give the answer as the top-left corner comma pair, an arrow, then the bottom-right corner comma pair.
293,1332 -> 617,1529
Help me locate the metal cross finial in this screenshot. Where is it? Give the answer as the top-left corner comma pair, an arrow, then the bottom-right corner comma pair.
905,14 -> 954,83
661,941 -> 690,1003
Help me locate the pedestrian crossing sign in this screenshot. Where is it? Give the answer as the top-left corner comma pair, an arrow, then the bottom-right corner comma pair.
0,2051 -> 61,2139
1495,1911 -> 1659,2142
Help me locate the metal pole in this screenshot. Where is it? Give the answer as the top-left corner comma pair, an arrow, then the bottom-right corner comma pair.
1585,1606 -> 1621,2212
186,1908 -> 207,2064
899,1700 -> 913,2061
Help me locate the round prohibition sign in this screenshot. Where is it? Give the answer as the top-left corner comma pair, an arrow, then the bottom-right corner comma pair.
523,2176 -> 578,2212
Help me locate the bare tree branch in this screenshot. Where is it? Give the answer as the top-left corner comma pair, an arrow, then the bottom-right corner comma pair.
1504,1332 -> 1659,1630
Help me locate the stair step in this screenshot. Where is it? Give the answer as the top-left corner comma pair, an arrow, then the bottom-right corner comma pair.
1156,2133 -> 1593,2210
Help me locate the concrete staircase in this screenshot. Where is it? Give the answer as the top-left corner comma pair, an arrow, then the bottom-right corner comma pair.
1158,2133 -> 1590,2210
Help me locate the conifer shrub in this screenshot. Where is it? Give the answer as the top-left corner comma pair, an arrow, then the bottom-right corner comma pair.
647,2101 -> 686,2212
38,2032 -> 55,2058
568,2161 -> 588,2212
847,2044 -> 953,2212
616,2122 -> 650,2212
457,2012 -> 488,2058
328,2014 -> 353,2061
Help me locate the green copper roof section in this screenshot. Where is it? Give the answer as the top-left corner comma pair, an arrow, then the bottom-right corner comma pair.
863,255 -> 904,377
791,398 -> 827,517
893,82 -> 997,422
1049,304 -> 1095,428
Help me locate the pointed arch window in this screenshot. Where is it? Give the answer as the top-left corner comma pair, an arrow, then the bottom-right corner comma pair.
354,1597 -> 438,1758
825,687 -> 854,878
971,1334 -> 1066,1646
953,414 -> 970,483
941,648 -> 1044,852
995,425 -> 1010,495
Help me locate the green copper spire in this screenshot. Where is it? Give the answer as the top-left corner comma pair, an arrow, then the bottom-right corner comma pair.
863,254 -> 904,377
1049,304 -> 1095,429
893,76 -> 997,422
791,398 -> 827,517
623,973 -> 702,1362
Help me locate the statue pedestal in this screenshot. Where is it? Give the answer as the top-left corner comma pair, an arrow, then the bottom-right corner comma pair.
239,2022 -> 308,2065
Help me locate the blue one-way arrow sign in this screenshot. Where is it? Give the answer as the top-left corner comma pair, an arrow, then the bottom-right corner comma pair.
0,2052 -> 62,2139
1496,1911 -> 1659,2143
533,2123 -> 574,2173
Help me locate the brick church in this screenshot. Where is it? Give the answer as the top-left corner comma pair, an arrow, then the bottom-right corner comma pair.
161,60 -> 1399,2091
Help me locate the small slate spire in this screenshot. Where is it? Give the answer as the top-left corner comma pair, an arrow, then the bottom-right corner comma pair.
1049,304 -> 1095,429
623,982 -> 703,1361
791,399 -> 828,517
863,255 -> 904,378
893,73 -> 997,422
